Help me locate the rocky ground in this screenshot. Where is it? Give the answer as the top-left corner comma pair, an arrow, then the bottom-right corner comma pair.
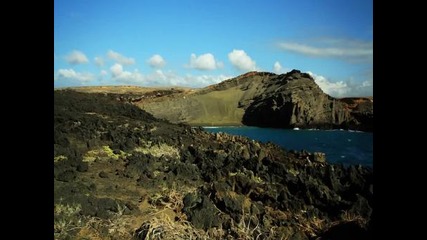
54,90 -> 373,239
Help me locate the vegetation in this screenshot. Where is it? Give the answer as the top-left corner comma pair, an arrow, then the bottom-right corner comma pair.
54,90 -> 372,239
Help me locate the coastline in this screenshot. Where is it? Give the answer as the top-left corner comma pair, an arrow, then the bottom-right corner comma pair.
54,90 -> 373,239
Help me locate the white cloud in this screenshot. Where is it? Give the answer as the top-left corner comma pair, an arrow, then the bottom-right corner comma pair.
147,54 -> 166,68
362,80 -> 371,87
110,63 -> 124,77
346,71 -> 373,97
55,69 -> 94,82
307,71 -> 373,98
188,53 -> 222,70
273,61 -> 290,74
184,74 -> 231,87
228,49 -> 257,71
273,61 -> 282,73
106,63 -> 231,87
94,57 -> 104,67
143,71 -> 231,87
65,50 -> 89,65
109,63 -> 147,84
307,71 -> 349,97
100,70 -> 107,76
278,38 -> 372,63
107,50 -> 135,65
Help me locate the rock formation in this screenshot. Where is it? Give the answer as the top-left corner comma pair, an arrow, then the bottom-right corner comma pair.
134,70 -> 373,131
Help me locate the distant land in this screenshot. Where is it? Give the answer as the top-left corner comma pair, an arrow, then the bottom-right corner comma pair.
68,70 -> 373,132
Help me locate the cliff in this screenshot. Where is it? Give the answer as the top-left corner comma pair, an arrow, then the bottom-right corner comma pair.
241,70 -> 373,131
133,70 -> 373,131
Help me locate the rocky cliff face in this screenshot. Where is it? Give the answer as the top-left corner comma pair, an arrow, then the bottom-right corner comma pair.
241,70 -> 372,131
133,70 -> 372,131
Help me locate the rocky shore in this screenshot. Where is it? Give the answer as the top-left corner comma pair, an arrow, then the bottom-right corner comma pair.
54,90 -> 373,239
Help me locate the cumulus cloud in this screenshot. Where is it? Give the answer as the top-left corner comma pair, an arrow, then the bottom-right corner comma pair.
109,63 -> 148,84
273,61 -> 290,74
347,70 -> 373,97
144,71 -> 231,87
110,63 -> 124,77
307,71 -> 373,97
106,62 -> 231,87
307,71 -> 349,97
278,38 -> 372,63
273,61 -> 282,73
183,74 -> 231,87
65,50 -> 89,65
107,50 -> 135,65
228,49 -> 257,71
188,53 -> 223,70
94,57 -> 105,67
147,54 -> 166,68
55,69 -> 94,82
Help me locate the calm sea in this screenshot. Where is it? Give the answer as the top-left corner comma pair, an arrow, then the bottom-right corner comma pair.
203,126 -> 373,167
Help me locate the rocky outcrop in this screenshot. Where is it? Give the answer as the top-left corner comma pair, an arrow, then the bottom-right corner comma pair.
340,97 -> 373,132
241,70 -> 353,129
134,70 -> 373,131
54,90 -> 373,239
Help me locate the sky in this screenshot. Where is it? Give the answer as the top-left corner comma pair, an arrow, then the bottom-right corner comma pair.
54,0 -> 373,97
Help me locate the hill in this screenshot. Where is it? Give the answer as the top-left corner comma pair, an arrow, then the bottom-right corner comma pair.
70,70 -> 372,131
54,90 -> 373,239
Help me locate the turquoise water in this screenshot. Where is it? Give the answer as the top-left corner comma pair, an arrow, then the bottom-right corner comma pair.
203,126 -> 373,167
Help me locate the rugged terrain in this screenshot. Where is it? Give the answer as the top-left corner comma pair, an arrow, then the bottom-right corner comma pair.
54,90 -> 373,239
69,70 -> 373,131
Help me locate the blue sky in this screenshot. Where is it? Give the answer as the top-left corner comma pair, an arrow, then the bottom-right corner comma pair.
54,0 -> 373,97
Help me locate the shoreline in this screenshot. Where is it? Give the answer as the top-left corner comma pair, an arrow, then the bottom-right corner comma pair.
193,124 -> 369,133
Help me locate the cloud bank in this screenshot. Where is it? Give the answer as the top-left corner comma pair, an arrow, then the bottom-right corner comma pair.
106,63 -> 231,87
55,69 -> 94,83
307,71 -> 372,98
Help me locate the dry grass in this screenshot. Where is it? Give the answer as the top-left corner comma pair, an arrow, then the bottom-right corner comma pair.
135,186 -> 215,239
295,214 -> 326,238
56,184 -> 359,240
54,155 -> 67,163
293,210 -> 368,238
339,210 -> 368,226
54,203 -> 84,239
233,209 -> 263,240
83,145 -> 125,163
135,215 -> 211,240
134,141 -> 180,159
54,201 -> 137,239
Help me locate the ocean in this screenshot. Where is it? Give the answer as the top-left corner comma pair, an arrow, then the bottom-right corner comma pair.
203,126 -> 373,167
